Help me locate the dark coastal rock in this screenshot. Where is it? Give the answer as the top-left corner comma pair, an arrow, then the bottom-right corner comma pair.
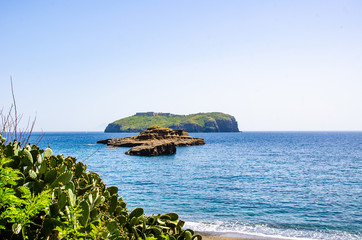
125,142 -> 176,156
97,126 -> 205,156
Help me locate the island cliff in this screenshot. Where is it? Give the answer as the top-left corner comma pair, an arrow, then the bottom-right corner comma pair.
104,112 -> 239,133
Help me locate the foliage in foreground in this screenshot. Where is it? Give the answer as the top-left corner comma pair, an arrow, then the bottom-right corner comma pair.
0,135 -> 201,240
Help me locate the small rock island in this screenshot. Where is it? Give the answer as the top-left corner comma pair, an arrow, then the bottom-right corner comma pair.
104,112 -> 239,133
97,126 -> 205,156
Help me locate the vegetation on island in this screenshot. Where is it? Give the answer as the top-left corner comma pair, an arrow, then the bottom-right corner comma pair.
105,112 -> 239,132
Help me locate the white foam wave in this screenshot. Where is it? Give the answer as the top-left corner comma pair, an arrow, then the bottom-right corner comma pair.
184,221 -> 361,240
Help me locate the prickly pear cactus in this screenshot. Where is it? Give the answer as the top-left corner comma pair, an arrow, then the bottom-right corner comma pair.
0,136 -> 202,240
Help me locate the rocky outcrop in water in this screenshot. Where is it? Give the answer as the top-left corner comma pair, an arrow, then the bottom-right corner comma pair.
97,126 -> 205,156
125,142 -> 176,156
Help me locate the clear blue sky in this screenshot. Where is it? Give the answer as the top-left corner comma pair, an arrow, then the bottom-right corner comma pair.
1,1 -> 361,131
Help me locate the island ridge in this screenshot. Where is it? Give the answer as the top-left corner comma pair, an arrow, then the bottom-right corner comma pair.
104,112 -> 239,133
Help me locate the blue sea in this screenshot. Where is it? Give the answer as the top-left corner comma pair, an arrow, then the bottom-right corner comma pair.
29,132 -> 361,240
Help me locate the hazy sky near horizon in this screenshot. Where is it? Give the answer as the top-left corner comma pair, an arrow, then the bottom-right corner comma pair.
1,1 -> 361,131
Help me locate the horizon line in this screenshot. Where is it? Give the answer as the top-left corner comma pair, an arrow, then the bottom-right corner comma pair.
27,130 -> 362,133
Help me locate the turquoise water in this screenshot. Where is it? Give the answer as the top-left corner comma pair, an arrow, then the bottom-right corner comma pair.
30,132 -> 361,240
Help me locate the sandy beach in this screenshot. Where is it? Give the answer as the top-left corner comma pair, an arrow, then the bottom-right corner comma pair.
199,232 -> 268,240
201,236 -> 258,240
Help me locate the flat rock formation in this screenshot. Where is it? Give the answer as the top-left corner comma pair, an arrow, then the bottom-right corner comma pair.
104,112 -> 239,133
125,142 -> 176,156
97,126 -> 205,156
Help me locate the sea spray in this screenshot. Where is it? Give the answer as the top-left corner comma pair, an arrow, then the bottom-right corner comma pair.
184,220 -> 361,240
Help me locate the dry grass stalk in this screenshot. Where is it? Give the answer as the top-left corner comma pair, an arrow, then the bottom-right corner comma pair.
0,77 -> 42,146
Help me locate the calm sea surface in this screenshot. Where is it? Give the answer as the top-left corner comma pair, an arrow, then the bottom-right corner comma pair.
29,132 -> 361,240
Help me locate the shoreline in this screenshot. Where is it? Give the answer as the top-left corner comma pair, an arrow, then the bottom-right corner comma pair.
201,236 -> 259,240
198,231 -> 275,240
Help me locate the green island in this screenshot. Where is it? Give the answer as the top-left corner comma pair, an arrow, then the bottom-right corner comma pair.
0,136 -> 202,240
105,112 -> 239,133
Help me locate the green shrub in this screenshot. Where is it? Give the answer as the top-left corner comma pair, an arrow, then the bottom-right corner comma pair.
0,135 -> 201,240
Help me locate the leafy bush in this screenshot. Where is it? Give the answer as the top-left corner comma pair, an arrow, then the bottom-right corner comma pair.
0,135 -> 201,240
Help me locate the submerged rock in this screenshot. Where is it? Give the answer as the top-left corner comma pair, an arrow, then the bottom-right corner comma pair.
97,126 -> 205,156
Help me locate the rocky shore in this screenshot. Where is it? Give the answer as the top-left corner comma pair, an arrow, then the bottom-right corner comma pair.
97,126 -> 205,156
